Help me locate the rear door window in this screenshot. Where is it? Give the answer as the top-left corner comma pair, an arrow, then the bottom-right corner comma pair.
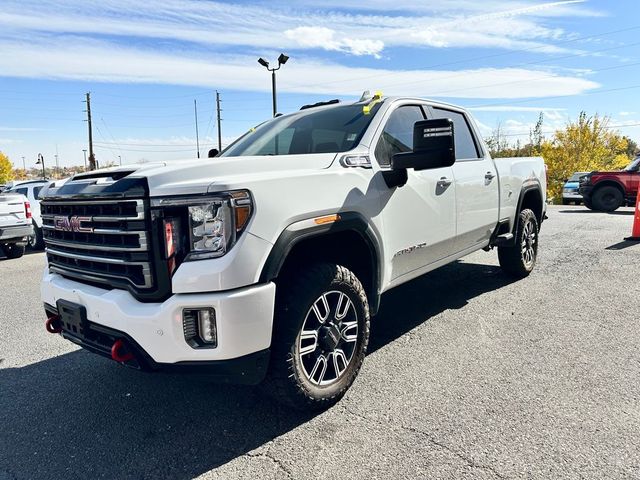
431,107 -> 480,160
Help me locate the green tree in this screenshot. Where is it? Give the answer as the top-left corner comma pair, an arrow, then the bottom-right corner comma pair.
0,151 -> 13,184
541,112 -> 630,201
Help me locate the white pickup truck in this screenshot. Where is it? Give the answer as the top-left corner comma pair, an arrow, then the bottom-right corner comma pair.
40,95 -> 546,410
0,192 -> 33,259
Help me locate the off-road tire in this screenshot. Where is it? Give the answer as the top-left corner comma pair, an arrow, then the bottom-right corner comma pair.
4,244 -> 25,259
498,209 -> 539,278
592,186 -> 623,212
265,263 -> 370,411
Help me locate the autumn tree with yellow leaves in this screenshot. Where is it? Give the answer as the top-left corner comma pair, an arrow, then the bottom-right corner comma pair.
489,112 -> 635,202
0,151 -> 14,184
541,112 -> 630,200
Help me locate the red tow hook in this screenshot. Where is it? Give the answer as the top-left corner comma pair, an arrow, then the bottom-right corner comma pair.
45,315 -> 62,334
111,339 -> 135,363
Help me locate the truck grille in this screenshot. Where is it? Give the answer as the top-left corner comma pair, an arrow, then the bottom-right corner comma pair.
41,199 -> 153,289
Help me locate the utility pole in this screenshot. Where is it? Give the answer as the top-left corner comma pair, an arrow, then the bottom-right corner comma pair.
216,91 -> 222,152
194,99 -> 200,158
85,92 -> 96,170
55,144 -> 59,179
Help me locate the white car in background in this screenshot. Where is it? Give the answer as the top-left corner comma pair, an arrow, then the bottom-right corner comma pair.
0,192 -> 33,259
4,179 -> 51,249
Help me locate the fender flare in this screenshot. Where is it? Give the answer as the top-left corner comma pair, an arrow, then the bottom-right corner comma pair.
259,212 -> 383,315
512,181 -> 544,236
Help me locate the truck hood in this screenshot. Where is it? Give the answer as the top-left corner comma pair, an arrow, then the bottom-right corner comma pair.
72,153 -> 338,197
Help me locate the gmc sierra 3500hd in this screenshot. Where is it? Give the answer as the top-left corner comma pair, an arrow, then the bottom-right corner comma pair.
40,94 -> 547,410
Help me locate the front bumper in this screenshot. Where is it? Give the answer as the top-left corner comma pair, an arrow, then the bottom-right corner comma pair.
0,223 -> 33,241
579,185 -> 594,199
41,271 -> 276,383
562,190 -> 583,199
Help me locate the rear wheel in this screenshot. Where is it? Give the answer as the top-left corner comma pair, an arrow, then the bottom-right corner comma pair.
498,209 -> 539,278
27,222 -> 44,250
4,244 -> 25,259
562,198 -> 570,205
592,186 -> 623,212
266,263 -> 370,410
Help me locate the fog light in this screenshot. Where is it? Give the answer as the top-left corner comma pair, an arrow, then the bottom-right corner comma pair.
182,308 -> 217,348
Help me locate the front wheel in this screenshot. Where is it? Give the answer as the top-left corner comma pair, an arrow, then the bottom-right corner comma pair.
266,263 -> 370,410
592,186 -> 623,212
498,209 -> 539,278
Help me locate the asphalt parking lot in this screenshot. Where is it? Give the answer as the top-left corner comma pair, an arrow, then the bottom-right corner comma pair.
1,204 -> 639,480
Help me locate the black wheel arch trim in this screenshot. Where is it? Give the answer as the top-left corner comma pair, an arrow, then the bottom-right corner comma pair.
505,182 -> 544,246
259,212 -> 383,315
591,179 -> 627,196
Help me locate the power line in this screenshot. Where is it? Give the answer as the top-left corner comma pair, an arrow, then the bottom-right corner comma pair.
286,24 -> 640,91
468,83 -> 640,109
381,40 -> 640,93
489,122 -> 640,139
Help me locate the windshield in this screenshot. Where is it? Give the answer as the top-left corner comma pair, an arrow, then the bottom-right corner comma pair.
624,156 -> 640,172
221,103 -> 381,157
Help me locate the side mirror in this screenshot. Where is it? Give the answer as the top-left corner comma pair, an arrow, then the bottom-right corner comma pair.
208,148 -> 219,158
392,119 -> 455,171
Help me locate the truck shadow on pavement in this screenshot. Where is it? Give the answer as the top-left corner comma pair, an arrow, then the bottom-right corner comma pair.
558,209 -> 634,216
0,261 -> 514,480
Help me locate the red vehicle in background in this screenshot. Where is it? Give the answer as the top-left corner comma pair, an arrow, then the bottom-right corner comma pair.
579,156 -> 640,212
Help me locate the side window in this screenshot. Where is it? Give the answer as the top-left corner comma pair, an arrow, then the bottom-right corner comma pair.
375,106 -> 425,167
431,107 -> 480,160
33,186 -> 43,198
15,188 -> 28,196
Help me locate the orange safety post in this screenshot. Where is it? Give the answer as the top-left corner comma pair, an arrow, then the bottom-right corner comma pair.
625,184 -> 640,241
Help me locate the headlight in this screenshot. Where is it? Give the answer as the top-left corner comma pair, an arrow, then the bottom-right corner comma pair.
152,190 -> 253,261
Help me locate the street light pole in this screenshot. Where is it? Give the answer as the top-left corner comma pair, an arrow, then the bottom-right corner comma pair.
82,149 -> 87,170
36,153 -> 45,180
258,53 -> 289,117
118,155 -> 122,166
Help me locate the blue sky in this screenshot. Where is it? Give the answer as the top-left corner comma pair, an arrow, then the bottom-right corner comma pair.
1,0 -> 640,168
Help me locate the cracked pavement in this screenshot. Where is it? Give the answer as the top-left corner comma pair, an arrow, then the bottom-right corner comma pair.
1,205 -> 639,479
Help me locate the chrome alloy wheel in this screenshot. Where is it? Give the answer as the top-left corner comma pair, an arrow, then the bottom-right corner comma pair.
521,218 -> 537,268
298,290 -> 359,387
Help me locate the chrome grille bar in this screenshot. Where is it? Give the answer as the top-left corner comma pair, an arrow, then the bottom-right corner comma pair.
42,198 -> 153,290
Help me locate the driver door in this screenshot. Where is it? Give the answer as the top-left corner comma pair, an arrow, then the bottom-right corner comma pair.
374,104 -> 457,285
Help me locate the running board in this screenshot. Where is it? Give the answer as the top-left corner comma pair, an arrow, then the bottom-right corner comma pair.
492,233 -> 514,246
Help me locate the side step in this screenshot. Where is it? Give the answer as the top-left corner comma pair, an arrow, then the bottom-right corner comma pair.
492,232 -> 514,246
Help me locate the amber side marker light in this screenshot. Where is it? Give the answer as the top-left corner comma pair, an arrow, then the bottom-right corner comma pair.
314,214 -> 341,225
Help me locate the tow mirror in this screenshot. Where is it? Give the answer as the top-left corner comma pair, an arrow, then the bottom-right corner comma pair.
384,119 -> 456,188
392,119 -> 455,171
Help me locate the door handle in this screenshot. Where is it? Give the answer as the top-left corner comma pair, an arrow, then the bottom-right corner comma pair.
485,172 -> 496,183
437,177 -> 452,188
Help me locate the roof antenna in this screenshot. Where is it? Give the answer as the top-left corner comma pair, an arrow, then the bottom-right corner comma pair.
359,90 -> 372,102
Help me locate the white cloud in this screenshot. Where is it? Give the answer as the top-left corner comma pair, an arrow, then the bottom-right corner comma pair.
0,36 -> 599,99
284,27 -> 384,58
0,0 -> 596,59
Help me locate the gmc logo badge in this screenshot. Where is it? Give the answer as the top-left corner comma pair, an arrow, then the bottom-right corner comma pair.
53,216 -> 93,233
